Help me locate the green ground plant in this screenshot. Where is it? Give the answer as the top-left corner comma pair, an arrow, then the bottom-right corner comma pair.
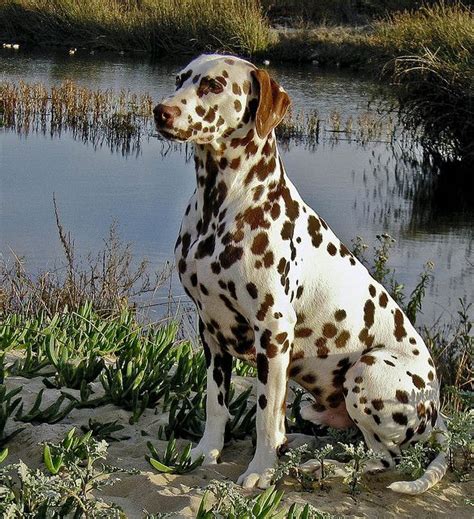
100,322 -> 181,423
43,427 -> 94,475
197,481 -> 339,518
396,441 -> 438,480
0,432 -> 125,518
146,436 -> 204,474
337,442 -> 382,495
81,419 -> 127,442
0,447 -> 7,463
0,385 -> 23,447
273,444 -> 320,491
14,388 -> 77,424
442,404 -> 473,477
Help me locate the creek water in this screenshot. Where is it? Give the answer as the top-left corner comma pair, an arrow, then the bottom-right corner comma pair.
1,49 -> 472,326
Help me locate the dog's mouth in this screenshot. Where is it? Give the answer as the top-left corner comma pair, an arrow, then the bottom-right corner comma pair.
155,125 -> 192,143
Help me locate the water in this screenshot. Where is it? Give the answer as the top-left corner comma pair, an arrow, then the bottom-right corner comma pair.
1,49 -> 472,325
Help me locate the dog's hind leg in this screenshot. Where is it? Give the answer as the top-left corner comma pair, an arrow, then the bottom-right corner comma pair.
190,319 -> 232,465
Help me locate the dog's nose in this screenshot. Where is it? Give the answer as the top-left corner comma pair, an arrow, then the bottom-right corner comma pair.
153,103 -> 181,127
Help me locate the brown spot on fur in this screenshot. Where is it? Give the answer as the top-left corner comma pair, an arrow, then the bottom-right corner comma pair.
251,232 -> 269,255
335,330 -> 350,348
315,337 -> 329,358
302,373 -> 316,384
322,323 -> 337,338
327,242 -> 337,256
411,373 -> 426,389
219,245 -> 243,269
308,215 -> 323,247
295,327 -> 313,338
396,390 -> 409,403
230,157 -> 241,169
256,294 -> 274,321
394,309 -> 407,341
360,355 -> 376,365
334,309 -> 347,321
263,251 -> 274,267
379,292 -> 388,308
372,399 -> 384,411
257,353 -> 268,384
364,300 -> 375,328
289,365 -> 302,378
232,82 -> 242,95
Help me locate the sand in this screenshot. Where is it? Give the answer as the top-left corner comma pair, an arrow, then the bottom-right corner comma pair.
3,375 -> 473,518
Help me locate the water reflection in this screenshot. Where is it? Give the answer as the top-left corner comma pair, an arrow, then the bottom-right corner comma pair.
0,50 -> 472,326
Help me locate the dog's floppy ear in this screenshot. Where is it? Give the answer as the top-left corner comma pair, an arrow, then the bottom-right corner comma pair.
251,68 -> 290,139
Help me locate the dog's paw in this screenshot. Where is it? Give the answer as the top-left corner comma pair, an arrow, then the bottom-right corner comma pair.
237,464 -> 274,489
190,445 -> 220,465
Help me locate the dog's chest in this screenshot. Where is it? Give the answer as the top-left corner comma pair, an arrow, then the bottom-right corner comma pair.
176,204 -> 238,305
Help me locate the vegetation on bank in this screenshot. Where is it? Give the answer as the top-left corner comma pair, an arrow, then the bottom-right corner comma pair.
273,2 -> 474,161
0,0 -> 272,55
0,2 -> 473,161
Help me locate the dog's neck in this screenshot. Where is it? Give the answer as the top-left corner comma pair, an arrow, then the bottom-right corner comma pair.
193,129 -> 285,234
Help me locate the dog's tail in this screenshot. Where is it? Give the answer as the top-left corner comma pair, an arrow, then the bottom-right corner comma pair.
387,415 -> 448,495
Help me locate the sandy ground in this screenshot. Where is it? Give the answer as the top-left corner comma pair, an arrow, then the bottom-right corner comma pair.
4,375 -> 473,519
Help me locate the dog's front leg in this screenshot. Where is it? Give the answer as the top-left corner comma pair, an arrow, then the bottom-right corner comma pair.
237,310 -> 295,489
190,320 -> 232,465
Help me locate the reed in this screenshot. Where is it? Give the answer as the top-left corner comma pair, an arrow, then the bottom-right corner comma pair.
0,79 -> 398,155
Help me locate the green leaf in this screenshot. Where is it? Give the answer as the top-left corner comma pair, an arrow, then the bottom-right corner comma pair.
43,444 -> 62,474
148,457 -> 175,473
0,447 -> 8,464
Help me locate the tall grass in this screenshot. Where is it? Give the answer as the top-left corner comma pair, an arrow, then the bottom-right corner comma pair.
0,0 -> 272,55
374,2 -> 474,160
262,0 -> 448,25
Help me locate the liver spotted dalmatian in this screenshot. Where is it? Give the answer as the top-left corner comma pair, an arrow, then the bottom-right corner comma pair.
153,54 -> 447,494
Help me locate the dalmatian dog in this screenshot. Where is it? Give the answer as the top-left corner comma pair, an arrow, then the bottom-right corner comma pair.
153,54 -> 447,494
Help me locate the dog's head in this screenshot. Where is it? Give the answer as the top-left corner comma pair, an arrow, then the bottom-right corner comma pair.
154,54 -> 290,144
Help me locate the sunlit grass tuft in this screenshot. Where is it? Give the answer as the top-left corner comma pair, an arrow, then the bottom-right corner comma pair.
0,0 -> 273,55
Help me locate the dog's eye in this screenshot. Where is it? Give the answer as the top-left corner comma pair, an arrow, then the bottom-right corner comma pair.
208,79 -> 222,94
197,77 -> 224,97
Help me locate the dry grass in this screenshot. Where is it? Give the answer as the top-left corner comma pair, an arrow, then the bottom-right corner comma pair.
0,80 -> 153,154
0,0 -> 273,55
0,199 -> 171,318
